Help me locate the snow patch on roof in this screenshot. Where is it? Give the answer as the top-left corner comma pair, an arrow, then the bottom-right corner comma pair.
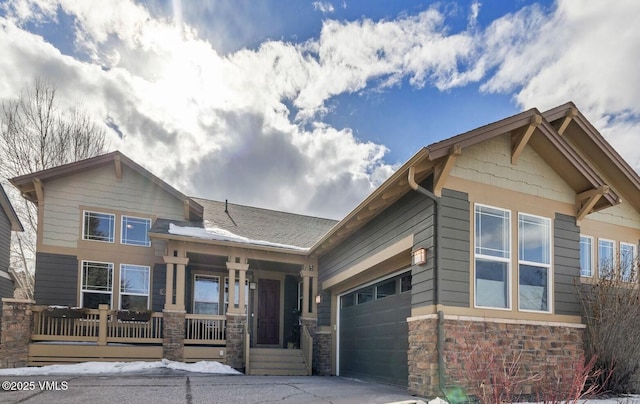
168,223 -> 308,251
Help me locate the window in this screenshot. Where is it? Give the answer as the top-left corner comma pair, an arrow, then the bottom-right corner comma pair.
580,236 -> 593,277
81,261 -> 113,308
356,287 -> 374,304
518,214 -> 551,312
475,205 -> 511,309
598,239 -> 615,278
120,264 -> 150,310
224,278 -> 248,312
83,211 -> 115,242
121,216 -> 151,247
400,273 -> 412,292
193,275 -> 219,315
376,279 -> 396,299
620,242 -> 637,282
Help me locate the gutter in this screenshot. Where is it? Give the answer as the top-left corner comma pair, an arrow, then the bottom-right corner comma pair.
408,165 -> 446,394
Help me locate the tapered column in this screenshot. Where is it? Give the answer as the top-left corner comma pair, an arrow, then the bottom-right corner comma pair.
226,258 -> 249,314
163,255 -> 189,311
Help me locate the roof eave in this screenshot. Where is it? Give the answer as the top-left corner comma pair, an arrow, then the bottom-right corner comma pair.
149,232 -> 310,256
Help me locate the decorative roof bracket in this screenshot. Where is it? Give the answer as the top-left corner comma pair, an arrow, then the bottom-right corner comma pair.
576,184 -> 609,223
434,145 -> 462,197
511,114 -> 542,165
114,154 -> 122,180
557,107 -> 578,136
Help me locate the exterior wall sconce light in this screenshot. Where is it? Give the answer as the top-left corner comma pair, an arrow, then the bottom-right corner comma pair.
315,295 -> 322,304
412,248 -> 427,266
249,282 -> 257,290
309,264 -> 314,271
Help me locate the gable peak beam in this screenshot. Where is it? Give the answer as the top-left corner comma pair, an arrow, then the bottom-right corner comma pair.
32,178 -> 44,206
433,145 -> 462,197
557,107 -> 578,136
511,114 -> 542,165
114,154 -> 122,180
576,184 -> 609,223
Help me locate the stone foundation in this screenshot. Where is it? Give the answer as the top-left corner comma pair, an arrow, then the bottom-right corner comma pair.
314,329 -> 332,375
225,313 -> 245,370
0,298 -> 35,368
162,310 -> 185,361
408,315 -> 585,398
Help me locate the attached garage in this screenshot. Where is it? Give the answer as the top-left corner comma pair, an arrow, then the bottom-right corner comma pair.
338,271 -> 411,386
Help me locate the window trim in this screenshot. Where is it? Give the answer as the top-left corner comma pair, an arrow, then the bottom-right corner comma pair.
620,242 -> 637,282
517,212 -> 552,314
82,210 -> 115,243
120,215 -> 152,247
598,238 -> 616,278
579,235 -> 594,278
80,260 -> 114,308
193,274 -> 221,315
119,264 -> 150,310
474,203 -> 512,311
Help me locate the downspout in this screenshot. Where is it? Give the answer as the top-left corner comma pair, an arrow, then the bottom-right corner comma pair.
408,165 -> 446,393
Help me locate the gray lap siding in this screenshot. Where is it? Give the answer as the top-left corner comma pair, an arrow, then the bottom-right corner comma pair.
34,252 -> 78,306
553,213 -> 581,316
0,209 -> 11,273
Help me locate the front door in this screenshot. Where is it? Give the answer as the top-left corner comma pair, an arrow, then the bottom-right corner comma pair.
257,279 -> 280,345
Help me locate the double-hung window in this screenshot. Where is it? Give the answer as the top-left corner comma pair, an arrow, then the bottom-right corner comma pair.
120,264 -> 150,310
474,205 -> 511,309
518,214 -> 551,312
580,236 -> 594,277
598,239 -> 615,278
121,216 -> 151,247
83,211 -> 115,242
81,261 -> 113,308
620,242 -> 637,282
193,275 -> 220,315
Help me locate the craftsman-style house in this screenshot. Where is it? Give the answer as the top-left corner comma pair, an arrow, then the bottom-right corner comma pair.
3,102 -> 639,397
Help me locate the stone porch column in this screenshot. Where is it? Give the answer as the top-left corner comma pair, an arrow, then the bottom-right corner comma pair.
0,298 -> 35,368
162,253 -> 188,362
226,257 -> 249,370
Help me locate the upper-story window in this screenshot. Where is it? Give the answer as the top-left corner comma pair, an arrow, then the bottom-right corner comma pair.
580,235 -> 594,277
83,211 -> 115,243
474,204 -> 511,309
620,242 -> 637,282
121,216 -> 151,247
518,213 -> 551,312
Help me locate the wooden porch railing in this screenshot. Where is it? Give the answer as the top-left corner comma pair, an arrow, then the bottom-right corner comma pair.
31,305 -> 163,344
184,314 -> 226,345
301,324 -> 313,376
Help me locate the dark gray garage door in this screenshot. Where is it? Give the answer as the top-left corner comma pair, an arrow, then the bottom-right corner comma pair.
339,272 -> 411,386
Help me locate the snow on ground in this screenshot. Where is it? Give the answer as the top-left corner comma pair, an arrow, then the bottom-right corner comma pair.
168,223 -> 308,251
0,359 -> 241,376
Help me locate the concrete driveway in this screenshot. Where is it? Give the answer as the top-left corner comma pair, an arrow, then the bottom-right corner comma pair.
0,372 -> 426,404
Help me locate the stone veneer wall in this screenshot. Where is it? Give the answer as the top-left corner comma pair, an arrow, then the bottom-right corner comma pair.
0,299 -> 35,368
162,310 -> 185,361
225,313 -> 245,370
314,329 -> 332,375
408,316 -> 585,398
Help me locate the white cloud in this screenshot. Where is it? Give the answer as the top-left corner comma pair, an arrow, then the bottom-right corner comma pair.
313,2 -> 334,14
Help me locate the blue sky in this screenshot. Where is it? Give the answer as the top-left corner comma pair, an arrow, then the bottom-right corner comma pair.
0,0 -> 639,219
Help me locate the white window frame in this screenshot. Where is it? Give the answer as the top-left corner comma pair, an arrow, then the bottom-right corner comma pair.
579,235 -> 594,277
620,242 -> 637,282
80,260 -> 114,308
224,277 -> 249,313
121,216 -> 152,247
517,213 -> 552,313
119,264 -> 150,310
598,238 -> 616,278
193,275 -> 220,315
82,210 -> 115,243
474,203 -> 511,310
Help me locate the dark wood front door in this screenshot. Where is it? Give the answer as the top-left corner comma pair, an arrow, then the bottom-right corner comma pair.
257,279 -> 280,345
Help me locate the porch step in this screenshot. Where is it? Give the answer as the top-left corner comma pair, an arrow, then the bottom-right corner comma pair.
248,348 -> 308,376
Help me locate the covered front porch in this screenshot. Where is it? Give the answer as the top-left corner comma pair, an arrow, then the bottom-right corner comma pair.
156,237 -> 318,374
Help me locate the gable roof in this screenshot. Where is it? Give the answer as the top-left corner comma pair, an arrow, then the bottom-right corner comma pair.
543,102 -> 640,211
0,183 -> 23,232
9,151 -> 203,220
310,103 -> 630,255
150,198 -> 338,252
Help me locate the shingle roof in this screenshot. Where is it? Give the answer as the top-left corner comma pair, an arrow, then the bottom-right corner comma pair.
150,198 -> 338,250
